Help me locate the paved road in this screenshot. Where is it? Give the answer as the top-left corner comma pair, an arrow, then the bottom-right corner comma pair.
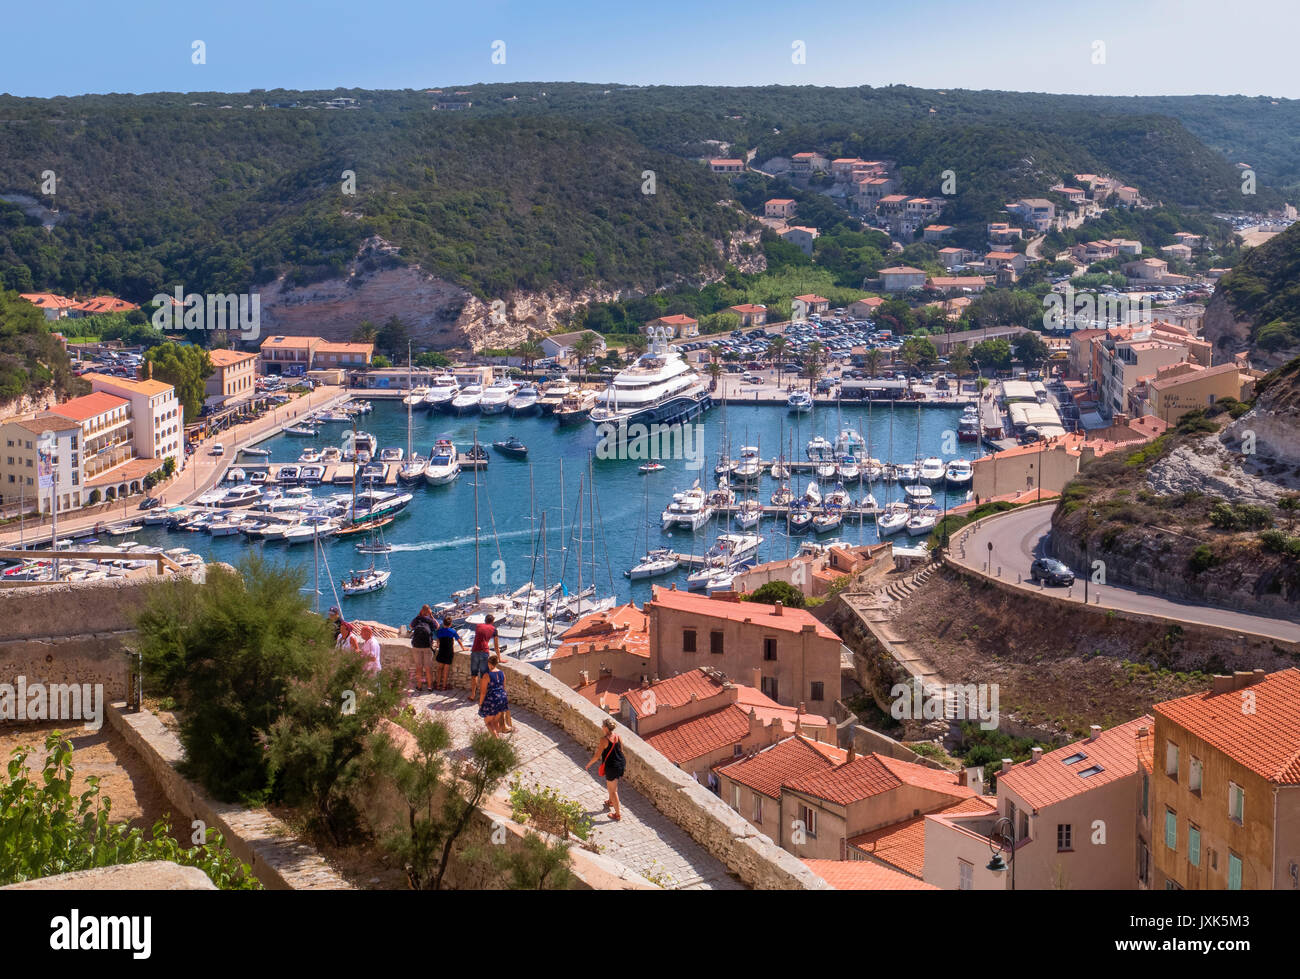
953,504 -> 1300,643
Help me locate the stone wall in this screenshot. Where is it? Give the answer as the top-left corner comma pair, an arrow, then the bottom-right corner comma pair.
1,860 -> 216,890
376,639 -> 830,890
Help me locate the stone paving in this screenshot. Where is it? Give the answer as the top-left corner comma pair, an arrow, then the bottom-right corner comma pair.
410,687 -> 744,890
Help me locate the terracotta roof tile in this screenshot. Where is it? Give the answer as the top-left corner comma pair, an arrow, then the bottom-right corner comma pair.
802,859 -> 938,890
786,752 -> 970,806
999,716 -> 1154,808
643,704 -> 752,765
1155,669 -> 1300,784
848,796 -> 995,876
648,587 -> 839,641
49,391 -> 130,422
716,736 -> 847,799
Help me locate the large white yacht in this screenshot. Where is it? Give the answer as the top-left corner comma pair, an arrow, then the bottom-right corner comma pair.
424,437 -> 461,486
590,334 -> 710,428
450,383 -> 484,415
422,374 -> 460,411
478,378 -> 517,415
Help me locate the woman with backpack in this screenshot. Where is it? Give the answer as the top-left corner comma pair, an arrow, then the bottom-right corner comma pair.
408,604 -> 438,693
584,718 -> 625,821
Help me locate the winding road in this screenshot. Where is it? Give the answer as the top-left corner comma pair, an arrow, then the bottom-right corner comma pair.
951,504 -> 1300,643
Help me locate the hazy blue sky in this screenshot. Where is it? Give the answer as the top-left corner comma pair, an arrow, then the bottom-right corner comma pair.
5,0 -> 1297,98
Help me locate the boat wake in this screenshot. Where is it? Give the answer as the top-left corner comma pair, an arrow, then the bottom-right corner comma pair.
389,528 -> 534,552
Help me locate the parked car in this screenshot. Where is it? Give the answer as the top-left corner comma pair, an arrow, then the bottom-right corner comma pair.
1030,557 -> 1075,586
211,443 -> 225,456
138,496 -> 162,511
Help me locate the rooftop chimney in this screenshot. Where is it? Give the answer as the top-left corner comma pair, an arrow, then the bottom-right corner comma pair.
1089,725 -> 1101,741
846,743 -> 856,763
1234,670 -> 1253,690
1137,726 -> 1149,738
1030,747 -> 1043,763
1211,674 -> 1234,695
751,668 -> 762,690
1001,758 -> 1014,773
774,600 -> 783,616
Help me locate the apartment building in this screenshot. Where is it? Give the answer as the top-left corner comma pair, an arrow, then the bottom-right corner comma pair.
1146,361 -> 1257,424
1006,198 -> 1056,232
206,348 -> 258,400
878,266 -> 927,293
764,198 -> 796,219
1097,333 -> 1188,418
986,223 -> 1023,246
84,373 -> 184,470
709,158 -> 744,174
548,603 -> 650,689
922,224 -> 954,243
259,335 -> 321,374
937,246 -> 975,269
313,342 -> 374,369
923,717 -> 1152,889
779,225 -> 820,255
1151,669 -> 1300,890
645,587 -> 842,711
789,152 -> 829,175
0,414 -> 82,512
48,391 -> 133,484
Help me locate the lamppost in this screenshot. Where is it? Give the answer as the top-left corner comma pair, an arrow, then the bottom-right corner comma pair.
986,815 -> 1016,890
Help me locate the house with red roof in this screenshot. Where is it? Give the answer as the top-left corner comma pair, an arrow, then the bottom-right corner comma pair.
645,313 -> 700,338
764,198 -> 796,219
20,292 -> 79,320
547,603 -> 650,689
646,586 -> 842,713
802,858 -> 939,890
728,304 -> 768,327
1151,668 -> 1300,890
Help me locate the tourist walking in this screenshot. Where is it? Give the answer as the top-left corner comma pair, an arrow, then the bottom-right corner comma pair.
351,624 -> 382,674
477,654 -> 509,737
434,615 -> 465,691
408,604 -> 438,692
584,718 -> 625,821
469,612 -> 501,704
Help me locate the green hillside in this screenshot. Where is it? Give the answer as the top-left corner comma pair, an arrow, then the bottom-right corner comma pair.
1218,221 -> 1300,354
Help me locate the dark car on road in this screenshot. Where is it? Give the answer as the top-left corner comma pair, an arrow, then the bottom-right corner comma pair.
1030,557 -> 1075,586
138,496 -> 162,511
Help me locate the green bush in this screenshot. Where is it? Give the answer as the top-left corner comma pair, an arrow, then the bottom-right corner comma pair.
0,733 -> 259,889
1259,529 -> 1300,558
507,778 -> 594,841
1189,544 -> 1220,574
1209,501 -> 1273,531
745,580 -> 806,609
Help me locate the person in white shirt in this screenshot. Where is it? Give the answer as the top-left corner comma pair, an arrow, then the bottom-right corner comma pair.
350,624 -> 382,673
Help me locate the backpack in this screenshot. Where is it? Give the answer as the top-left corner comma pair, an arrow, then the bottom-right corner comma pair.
411,618 -> 432,648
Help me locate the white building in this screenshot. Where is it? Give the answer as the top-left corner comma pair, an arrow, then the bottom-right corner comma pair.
84,372 -> 184,470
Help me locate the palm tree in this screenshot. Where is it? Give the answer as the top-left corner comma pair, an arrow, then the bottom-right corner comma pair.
802,341 -> 825,396
948,344 -> 973,394
705,361 -> 723,392
571,332 -> 598,383
516,339 -> 544,374
352,320 -> 378,344
766,335 -> 788,387
624,333 -> 648,363
899,342 -> 922,396
864,348 -> 883,379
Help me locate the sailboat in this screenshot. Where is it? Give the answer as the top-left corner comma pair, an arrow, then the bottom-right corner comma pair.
342,520 -> 391,594
627,481 -> 680,580
398,343 -> 428,483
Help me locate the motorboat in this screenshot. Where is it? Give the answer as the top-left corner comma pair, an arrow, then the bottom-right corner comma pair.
770,484 -> 793,507
226,467 -> 246,482
537,376 -> 576,415
880,463 -> 899,484
919,457 -> 947,484
360,461 -> 386,483
283,424 -> 317,437
479,378 -> 517,415
837,455 -> 861,483
345,400 -> 373,415
240,446 -> 271,457
299,465 -> 325,484
834,429 -> 867,460
508,384 -> 541,416
626,547 -> 679,580
863,458 -> 884,483
276,465 -> 301,484
896,462 -> 918,484
555,388 -> 597,425
958,405 -> 982,443
403,386 -> 429,407
639,462 -> 665,473
321,446 -> 342,464
815,459 -> 837,480
450,384 -> 484,415
589,333 -> 711,428
356,539 -> 394,554
424,438 -> 461,485
316,409 -> 353,424
249,470 -> 268,485
876,502 -> 910,536
492,435 -> 528,459
423,375 -> 461,411
219,486 -> 262,508
945,458 -> 973,487
710,533 -> 762,564
732,446 -> 761,483
378,447 -> 404,463
903,482 -> 933,504
398,456 -> 428,483
298,448 -> 321,463
661,482 -> 713,531
787,389 -> 813,413
349,488 -> 412,522
806,435 -> 834,461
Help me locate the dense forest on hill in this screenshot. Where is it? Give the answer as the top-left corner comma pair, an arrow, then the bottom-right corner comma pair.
0,83 -> 1290,308
0,290 -> 81,403
1217,221 -> 1300,353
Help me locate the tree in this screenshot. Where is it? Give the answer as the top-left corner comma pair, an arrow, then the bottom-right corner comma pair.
705,361 -> 723,391
766,334 -> 787,370
372,715 -> 518,890
899,335 -> 938,379
622,333 -> 648,363
352,320 -> 378,344
372,354 -> 392,369
948,344 -> 973,390
864,348 -> 883,378
377,315 -> 410,358
802,341 -> 825,394
0,733 -> 259,889
134,555 -> 328,803
972,338 -> 1013,374
145,342 -> 213,422
746,580 -> 807,608
1012,331 -> 1050,372
1278,494 -> 1299,531
515,339 -> 544,372
415,351 -> 451,369
571,332 -> 599,382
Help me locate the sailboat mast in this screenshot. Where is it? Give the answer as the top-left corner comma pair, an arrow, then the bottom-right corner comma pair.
473,428 -> 481,597
406,340 -> 413,462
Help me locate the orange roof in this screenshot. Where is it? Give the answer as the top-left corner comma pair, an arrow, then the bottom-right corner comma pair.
648,586 -> 839,641
733,685 -> 828,729
853,297 -> 885,307
710,158 -> 744,166
785,752 -> 972,807
49,391 -> 130,422
765,198 -> 795,205
1150,362 -> 1240,391
259,335 -> 319,349
624,668 -> 726,720
1136,726 -> 1155,774
315,341 -> 374,355
717,736 -> 847,799
791,152 -> 818,159
848,796 -> 995,876
85,373 -> 174,397
20,293 -> 77,310
927,277 -> 984,288
878,194 -> 908,203
803,859 -> 939,890
880,266 -> 925,276
793,294 -> 829,304
1155,669 -> 1300,784
573,676 -> 639,713
11,413 -> 80,435
551,603 -> 650,661
729,304 -> 767,314
643,704 -> 752,765
651,314 -> 698,326
208,348 -> 257,367
72,296 -> 139,314
999,716 -> 1154,809
986,251 -> 1019,260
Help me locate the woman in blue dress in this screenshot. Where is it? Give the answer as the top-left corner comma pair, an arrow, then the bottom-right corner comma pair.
477,654 -> 509,737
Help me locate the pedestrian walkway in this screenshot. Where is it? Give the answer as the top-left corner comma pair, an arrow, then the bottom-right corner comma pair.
411,688 -> 743,890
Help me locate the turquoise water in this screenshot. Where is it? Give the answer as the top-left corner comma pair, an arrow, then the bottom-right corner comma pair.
119,399 -> 969,623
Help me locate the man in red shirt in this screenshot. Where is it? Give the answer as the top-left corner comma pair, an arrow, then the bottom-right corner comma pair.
469,613 -> 501,704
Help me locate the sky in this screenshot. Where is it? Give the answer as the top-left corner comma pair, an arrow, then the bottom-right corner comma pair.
4,0 -> 1299,99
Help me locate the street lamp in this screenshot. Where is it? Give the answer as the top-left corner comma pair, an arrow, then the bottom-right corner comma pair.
986,815 -> 1016,890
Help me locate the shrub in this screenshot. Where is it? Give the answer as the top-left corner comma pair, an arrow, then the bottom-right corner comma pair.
745,580 -> 806,609
1189,544 -> 1220,574
507,778 -> 594,841
0,733 -> 259,889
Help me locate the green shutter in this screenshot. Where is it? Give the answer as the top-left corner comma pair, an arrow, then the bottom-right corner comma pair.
1188,827 -> 1200,867
1165,810 -> 1177,850
1142,776 -> 1149,817
1228,854 -> 1242,890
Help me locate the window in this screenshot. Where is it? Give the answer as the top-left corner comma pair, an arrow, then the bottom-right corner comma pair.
733,743 -> 743,758
1138,840 -> 1150,884
958,859 -> 973,890
1165,809 -> 1177,850
1188,825 -> 1201,867
682,629 -> 696,653
710,630 -> 724,655
1165,741 -> 1178,779
761,676 -> 778,702
1189,757 -> 1202,794
1228,783 -> 1244,825
731,784 -> 740,811
1227,853 -> 1242,890
810,681 -> 825,702
1165,879 -> 1183,891
763,637 -> 777,661
1062,752 -> 1088,765
752,794 -> 762,824
797,805 -> 817,839
1057,824 -> 1072,851
1142,775 -> 1149,818
1077,765 -> 1105,778
1018,811 -> 1029,842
